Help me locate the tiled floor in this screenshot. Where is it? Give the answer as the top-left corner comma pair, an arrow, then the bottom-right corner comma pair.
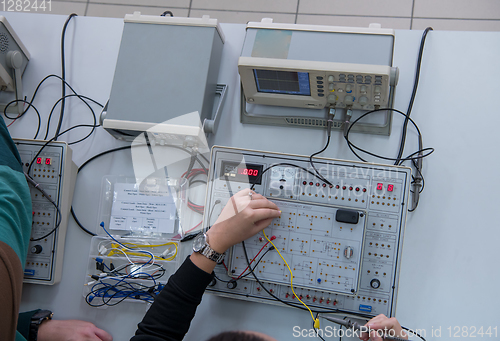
45,0 -> 500,31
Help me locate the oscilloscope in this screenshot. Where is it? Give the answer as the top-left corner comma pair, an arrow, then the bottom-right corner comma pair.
203,146 -> 411,317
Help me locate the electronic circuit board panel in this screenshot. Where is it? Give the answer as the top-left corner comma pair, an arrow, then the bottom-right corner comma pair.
14,139 -> 77,285
203,146 -> 411,317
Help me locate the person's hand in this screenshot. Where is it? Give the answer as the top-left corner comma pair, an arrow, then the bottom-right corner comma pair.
206,189 -> 281,253
38,319 -> 112,341
359,314 -> 407,341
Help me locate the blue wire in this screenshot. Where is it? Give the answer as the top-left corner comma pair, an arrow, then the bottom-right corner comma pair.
100,221 -> 154,277
87,224 -> 161,306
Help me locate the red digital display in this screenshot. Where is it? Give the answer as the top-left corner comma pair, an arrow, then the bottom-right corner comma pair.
376,183 -> 383,191
45,158 -> 51,165
238,168 -> 259,177
220,161 -> 264,185
387,184 -> 394,192
36,157 -> 42,164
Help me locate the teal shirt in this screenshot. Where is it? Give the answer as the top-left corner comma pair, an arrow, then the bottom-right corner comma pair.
0,117 -> 34,341
0,118 -> 32,267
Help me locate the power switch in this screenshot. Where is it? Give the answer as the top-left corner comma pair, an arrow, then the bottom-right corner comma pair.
336,209 -> 359,224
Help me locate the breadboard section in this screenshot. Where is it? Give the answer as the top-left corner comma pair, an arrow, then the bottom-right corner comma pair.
14,139 -> 77,285
203,146 -> 411,317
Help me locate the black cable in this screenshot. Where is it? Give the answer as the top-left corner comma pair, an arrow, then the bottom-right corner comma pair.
401,325 -> 427,341
160,10 -> 174,16
309,135 -> 332,186
54,13 -> 78,140
71,145 -> 132,236
395,27 -> 433,165
28,123 -> 100,175
212,271 -> 231,283
3,72 -> 102,145
345,109 -> 433,211
250,162 -> 331,191
309,112 -> 335,186
236,245 -> 274,280
104,263 -> 166,280
24,173 -> 63,241
45,93 -> 101,144
71,144 -> 208,236
199,152 -> 210,165
344,108 -> 434,163
3,99 -> 41,139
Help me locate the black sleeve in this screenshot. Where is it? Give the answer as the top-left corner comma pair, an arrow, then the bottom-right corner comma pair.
131,256 -> 214,341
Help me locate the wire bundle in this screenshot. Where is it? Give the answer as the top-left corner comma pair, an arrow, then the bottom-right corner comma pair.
85,260 -> 166,307
85,223 -> 177,307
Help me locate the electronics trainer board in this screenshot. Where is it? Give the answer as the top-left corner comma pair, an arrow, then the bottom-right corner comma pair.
15,139 -> 77,285
203,146 -> 411,317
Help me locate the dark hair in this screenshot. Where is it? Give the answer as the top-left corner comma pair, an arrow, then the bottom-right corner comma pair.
206,331 -> 267,341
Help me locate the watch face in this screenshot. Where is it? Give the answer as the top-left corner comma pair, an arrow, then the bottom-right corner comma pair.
193,233 -> 206,252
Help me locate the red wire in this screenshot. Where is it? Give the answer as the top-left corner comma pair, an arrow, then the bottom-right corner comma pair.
236,239 -> 273,279
188,202 -> 203,208
181,168 -> 207,179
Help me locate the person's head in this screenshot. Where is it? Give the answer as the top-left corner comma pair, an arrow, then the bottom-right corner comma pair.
206,331 -> 277,341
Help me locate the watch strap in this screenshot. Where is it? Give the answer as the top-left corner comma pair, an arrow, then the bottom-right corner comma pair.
199,244 -> 225,263
193,233 -> 225,263
29,310 -> 53,341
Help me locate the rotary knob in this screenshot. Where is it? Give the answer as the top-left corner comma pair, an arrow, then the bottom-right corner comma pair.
31,245 -> 43,254
359,96 -> 368,105
370,278 -> 381,289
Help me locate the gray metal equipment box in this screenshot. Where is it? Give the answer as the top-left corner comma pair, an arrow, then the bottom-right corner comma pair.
101,12 -> 225,141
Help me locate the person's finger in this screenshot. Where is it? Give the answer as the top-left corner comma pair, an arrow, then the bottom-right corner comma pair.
370,330 -> 383,341
247,198 -> 280,211
236,188 -> 254,197
253,217 -> 276,231
250,207 -> 282,223
249,193 -> 265,200
93,327 -> 113,341
359,326 -> 370,340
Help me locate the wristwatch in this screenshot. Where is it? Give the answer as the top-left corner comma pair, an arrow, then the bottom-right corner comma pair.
29,309 -> 53,341
192,233 -> 225,263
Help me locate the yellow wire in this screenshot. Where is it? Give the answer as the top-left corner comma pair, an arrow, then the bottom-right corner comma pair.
107,242 -> 178,261
121,241 -> 177,248
262,229 -> 320,329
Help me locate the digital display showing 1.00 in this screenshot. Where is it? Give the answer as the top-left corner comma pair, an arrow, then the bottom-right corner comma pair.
220,161 -> 264,185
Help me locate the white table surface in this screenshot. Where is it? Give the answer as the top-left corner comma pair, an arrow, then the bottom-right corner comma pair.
5,11 -> 500,341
